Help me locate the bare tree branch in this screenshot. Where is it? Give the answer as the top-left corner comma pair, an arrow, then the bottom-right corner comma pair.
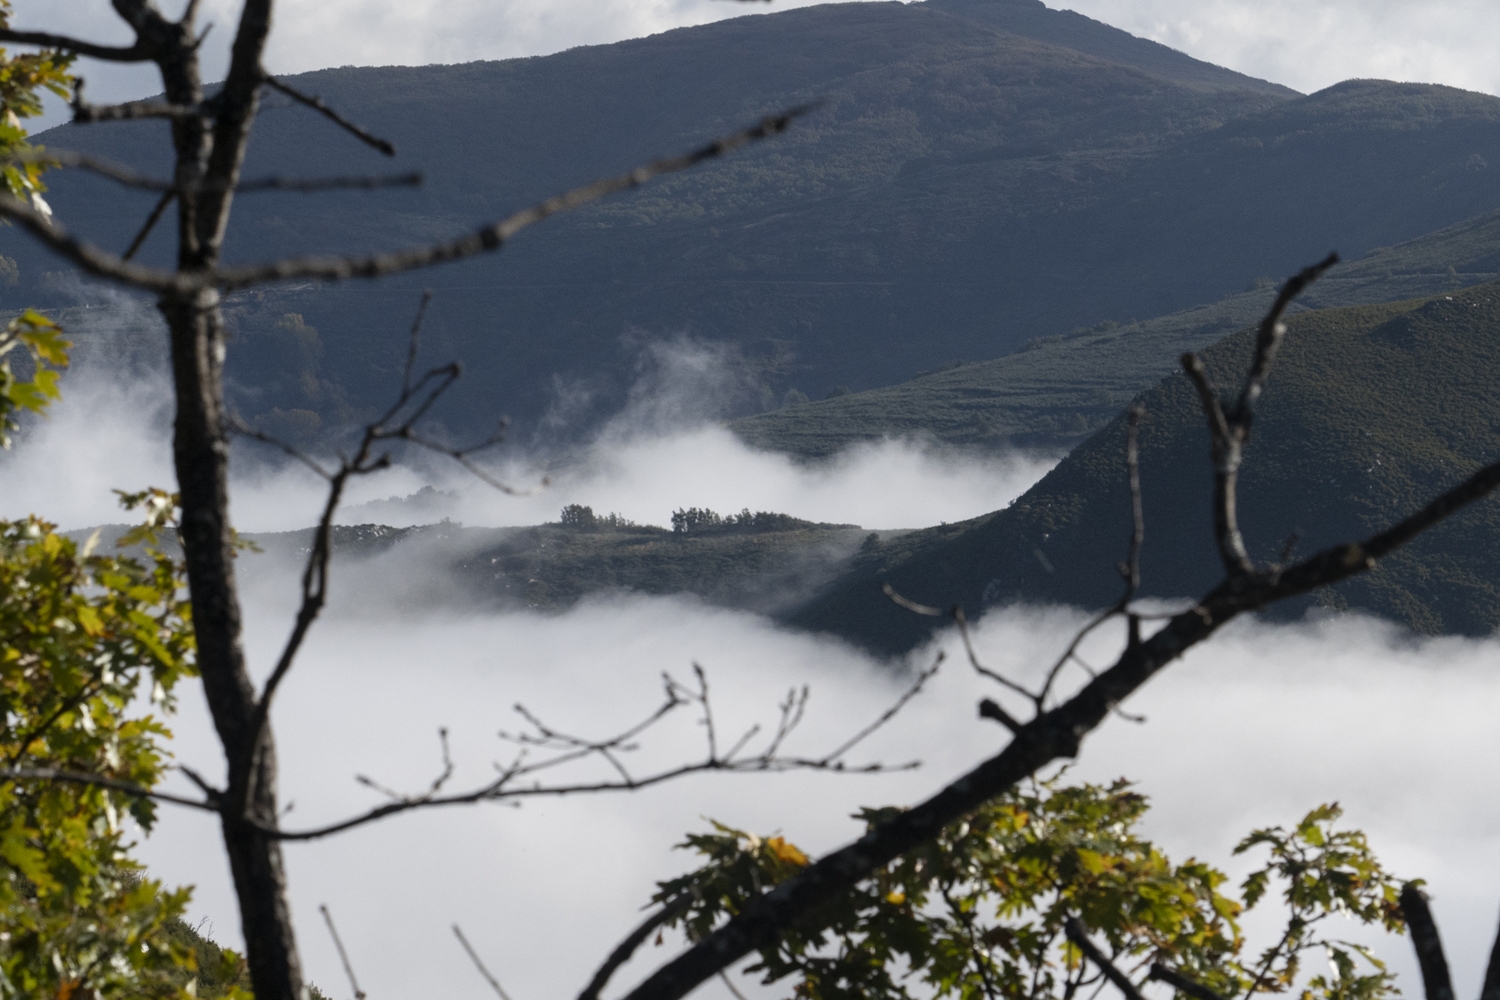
243,662 -> 919,842
9,149 -> 422,196
0,28 -> 151,62
0,192 -> 180,291
73,94 -> 203,123
1180,252 -> 1340,577
1064,918 -> 1148,1000
1147,963 -> 1228,1000
262,74 -> 397,157
1400,884 -> 1455,1000
124,190 -> 175,261
454,925 -> 515,1000
0,104 -> 815,302
235,172 -> 423,193
0,767 -> 218,812
319,904 -> 367,1000
608,258 -> 1500,1000
579,900 -> 691,1000
1480,908 -> 1500,1000
204,103 -> 819,291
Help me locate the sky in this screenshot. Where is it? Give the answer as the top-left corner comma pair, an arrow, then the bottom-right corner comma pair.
12,0 -> 1500,133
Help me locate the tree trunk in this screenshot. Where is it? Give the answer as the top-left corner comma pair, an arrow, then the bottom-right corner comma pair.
163,287 -> 305,1000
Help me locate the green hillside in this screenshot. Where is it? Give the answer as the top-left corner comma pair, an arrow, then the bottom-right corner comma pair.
8,0 -> 1500,444
785,280 -> 1500,652
733,206 -> 1500,456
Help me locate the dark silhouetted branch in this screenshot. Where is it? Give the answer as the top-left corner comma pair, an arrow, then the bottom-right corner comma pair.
608,258 -> 1499,1000
235,171 -> 424,193
1481,909 -> 1500,1000
319,905 -> 367,1000
1064,918 -> 1147,1000
1148,963 -> 1228,1000
0,28 -> 150,62
206,104 -> 818,291
262,74 -> 397,156
1181,253 -> 1339,577
978,698 -> 1021,734
73,95 -> 203,122
247,662 -> 918,842
0,192 -> 180,291
0,767 -> 218,812
124,190 -> 174,261
1400,884 -> 1455,1000
579,900 -> 691,1000
454,925 -> 514,1000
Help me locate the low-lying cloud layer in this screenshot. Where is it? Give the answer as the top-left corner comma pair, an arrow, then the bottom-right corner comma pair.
7,311 -> 1499,1000
0,346 -> 1056,534
134,584 -> 1500,1000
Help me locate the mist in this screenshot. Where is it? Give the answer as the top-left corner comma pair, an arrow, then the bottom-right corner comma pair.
131,581 -> 1500,1000
7,317 -> 1500,1000
0,334 -> 1056,534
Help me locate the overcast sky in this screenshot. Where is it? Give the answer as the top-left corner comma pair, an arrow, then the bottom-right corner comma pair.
13,0 -> 1500,133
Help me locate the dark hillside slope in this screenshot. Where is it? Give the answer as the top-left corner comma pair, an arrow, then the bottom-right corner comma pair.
734,206 -> 1500,456
787,282 -> 1500,652
6,1 -> 1499,442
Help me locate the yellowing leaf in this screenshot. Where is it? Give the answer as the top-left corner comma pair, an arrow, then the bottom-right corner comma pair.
766,836 -> 809,867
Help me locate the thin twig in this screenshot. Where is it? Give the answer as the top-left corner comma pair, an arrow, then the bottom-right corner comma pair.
453,925 -> 514,1000
320,904 -> 367,1000
1148,963 -> 1229,1000
953,606 -> 1041,706
0,104 -> 816,296
402,291 -> 433,396
1064,918 -> 1148,1000
820,650 -> 944,762
579,900 -> 691,1000
0,28 -> 150,62
0,767 -> 218,811
262,74 -> 397,156
124,190 -> 174,261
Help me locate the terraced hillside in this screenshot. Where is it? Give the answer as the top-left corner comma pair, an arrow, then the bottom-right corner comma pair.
786,281 -> 1500,651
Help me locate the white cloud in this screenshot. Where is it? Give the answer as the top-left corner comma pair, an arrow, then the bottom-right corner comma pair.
129,576 -> 1500,1000
1049,0 -> 1500,97
0,312 -> 1056,532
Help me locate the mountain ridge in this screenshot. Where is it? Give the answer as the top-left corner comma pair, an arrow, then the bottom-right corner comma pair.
5,1 -> 1497,446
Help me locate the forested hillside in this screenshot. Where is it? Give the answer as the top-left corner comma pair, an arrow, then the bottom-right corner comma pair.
7,0 -> 1499,444
787,280 -> 1500,651
734,206 -> 1500,455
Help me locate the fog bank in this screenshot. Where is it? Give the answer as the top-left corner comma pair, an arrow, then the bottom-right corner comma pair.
132,581 -> 1500,1000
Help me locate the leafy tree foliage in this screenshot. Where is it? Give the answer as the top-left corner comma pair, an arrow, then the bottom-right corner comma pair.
0,507 -> 209,998
654,779 -> 1405,1000
0,308 -> 67,449
0,0 -> 71,218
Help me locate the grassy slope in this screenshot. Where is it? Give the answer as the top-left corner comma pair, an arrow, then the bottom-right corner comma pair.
733,206 -> 1500,456
12,2 -> 1500,444
785,281 -> 1500,652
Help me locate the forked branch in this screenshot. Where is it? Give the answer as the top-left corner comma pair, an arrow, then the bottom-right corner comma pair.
608,260 -> 1500,1000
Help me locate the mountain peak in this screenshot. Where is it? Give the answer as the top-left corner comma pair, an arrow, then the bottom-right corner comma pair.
924,0 -> 1298,96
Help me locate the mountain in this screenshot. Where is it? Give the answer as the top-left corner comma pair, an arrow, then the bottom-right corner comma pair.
8,0 -> 1500,445
733,206 -> 1500,456
785,280 -> 1500,652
